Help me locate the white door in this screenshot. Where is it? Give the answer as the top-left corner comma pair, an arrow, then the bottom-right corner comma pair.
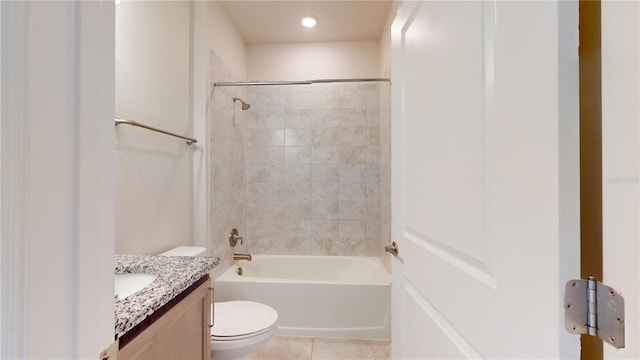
390,1 -> 580,358
602,1 -> 639,359
1,2 -> 115,358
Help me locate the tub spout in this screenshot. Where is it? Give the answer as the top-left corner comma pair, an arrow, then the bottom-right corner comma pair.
233,253 -> 252,261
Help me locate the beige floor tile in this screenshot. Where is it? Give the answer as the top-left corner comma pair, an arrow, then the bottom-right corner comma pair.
311,338 -> 375,360
249,336 -> 313,360
371,340 -> 391,360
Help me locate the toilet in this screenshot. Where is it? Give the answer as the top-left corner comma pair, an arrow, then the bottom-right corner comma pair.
159,246 -> 279,360
211,300 -> 278,359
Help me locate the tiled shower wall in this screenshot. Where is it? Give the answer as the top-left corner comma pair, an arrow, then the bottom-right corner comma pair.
209,50 -> 247,277
244,83 -> 387,256
378,80 -> 392,270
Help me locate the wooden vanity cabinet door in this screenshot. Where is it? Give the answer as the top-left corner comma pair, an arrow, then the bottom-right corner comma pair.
119,278 -> 212,360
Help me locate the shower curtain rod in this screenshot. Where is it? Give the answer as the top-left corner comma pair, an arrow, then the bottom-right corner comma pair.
213,78 -> 391,87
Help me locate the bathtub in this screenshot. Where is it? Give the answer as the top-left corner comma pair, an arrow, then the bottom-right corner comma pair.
214,255 -> 391,340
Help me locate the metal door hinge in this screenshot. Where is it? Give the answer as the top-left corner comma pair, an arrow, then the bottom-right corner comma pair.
564,276 -> 625,349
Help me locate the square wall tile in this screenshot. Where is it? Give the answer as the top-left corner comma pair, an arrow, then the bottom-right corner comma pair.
246,147 -> 284,165
246,111 -> 285,129
339,146 -> 368,164
312,165 -> 339,183
285,128 -> 313,146
285,110 -> 312,128
247,165 -> 284,183
257,201 -> 287,219
339,200 -> 367,219
283,201 -> 312,219
312,146 -> 340,164
285,165 -> 312,183
284,218 -> 312,237
280,182 -> 312,201
367,127 -> 380,146
339,182 -> 367,201
312,182 -> 339,201
242,83 -> 388,256
339,220 -> 367,238
312,219 -> 339,238
312,200 -> 339,220
285,147 -> 312,164
339,165 -> 368,183
246,129 -> 284,147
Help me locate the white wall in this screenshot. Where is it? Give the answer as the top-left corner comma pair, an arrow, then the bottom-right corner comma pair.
207,1 -> 247,81
115,0 -> 248,258
379,1 -> 400,77
115,1 -> 194,255
247,41 -> 380,81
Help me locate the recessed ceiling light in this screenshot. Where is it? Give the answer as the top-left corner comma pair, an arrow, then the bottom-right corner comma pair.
301,17 -> 317,29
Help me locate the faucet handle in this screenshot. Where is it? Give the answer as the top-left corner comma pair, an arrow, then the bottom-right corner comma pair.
229,228 -> 243,247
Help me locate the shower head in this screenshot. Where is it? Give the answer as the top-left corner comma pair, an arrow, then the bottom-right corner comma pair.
233,97 -> 250,110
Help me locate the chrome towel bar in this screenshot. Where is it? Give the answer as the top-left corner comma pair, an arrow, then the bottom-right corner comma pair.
115,118 -> 198,145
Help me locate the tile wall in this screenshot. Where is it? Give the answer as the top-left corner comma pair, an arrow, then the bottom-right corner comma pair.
379,78 -> 392,271
243,83 -> 386,256
209,51 -> 247,277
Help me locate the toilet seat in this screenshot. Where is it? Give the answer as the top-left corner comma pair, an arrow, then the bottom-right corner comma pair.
211,301 -> 278,341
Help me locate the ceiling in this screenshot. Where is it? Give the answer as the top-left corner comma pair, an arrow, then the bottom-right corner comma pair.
218,1 -> 393,44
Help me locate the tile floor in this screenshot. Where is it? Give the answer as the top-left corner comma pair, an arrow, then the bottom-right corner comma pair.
248,336 -> 391,360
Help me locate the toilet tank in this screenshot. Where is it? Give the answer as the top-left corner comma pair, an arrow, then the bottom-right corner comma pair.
159,246 -> 207,257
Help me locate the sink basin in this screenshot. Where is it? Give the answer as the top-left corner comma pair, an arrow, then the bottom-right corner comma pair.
115,273 -> 158,299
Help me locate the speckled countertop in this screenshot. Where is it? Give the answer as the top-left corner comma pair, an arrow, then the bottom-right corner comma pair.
114,254 -> 219,337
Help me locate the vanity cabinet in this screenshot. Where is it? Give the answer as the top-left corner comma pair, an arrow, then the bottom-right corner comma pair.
118,276 -> 211,360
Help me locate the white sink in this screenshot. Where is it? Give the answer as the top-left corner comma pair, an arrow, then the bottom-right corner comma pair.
115,273 -> 158,299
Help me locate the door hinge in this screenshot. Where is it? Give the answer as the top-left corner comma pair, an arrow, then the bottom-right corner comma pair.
564,276 -> 625,349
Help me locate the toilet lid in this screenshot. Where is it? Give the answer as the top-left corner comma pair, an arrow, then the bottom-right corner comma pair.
212,301 -> 278,338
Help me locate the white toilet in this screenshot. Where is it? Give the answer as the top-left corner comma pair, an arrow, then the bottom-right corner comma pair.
159,246 -> 279,360
211,300 -> 278,359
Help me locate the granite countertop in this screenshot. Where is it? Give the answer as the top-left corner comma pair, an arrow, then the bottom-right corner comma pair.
114,254 -> 219,337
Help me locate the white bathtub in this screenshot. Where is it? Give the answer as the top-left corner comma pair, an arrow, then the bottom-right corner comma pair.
214,255 -> 391,340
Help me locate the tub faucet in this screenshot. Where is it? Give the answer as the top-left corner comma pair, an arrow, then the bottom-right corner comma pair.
233,253 -> 252,261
